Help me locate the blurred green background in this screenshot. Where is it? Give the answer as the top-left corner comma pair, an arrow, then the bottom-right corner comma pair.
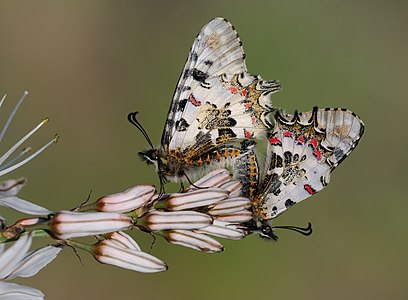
0,1 -> 407,299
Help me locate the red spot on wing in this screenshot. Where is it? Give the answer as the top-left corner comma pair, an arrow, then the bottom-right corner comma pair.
245,103 -> 252,109
188,94 -> 201,106
313,149 -> 322,160
251,115 -> 256,125
304,184 -> 316,195
309,138 -> 318,148
240,89 -> 248,96
283,131 -> 293,138
229,87 -> 238,94
269,137 -> 282,146
244,129 -> 253,138
297,134 -> 305,144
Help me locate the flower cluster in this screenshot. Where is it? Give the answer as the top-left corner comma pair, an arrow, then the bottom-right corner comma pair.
0,92 -> 254,299
0,92 -> 60,298
139,169 -> 251,253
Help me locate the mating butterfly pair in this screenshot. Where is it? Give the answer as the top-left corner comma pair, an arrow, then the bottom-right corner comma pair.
129,18 -> 364,239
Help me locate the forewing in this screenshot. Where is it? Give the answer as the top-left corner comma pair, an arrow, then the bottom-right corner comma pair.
258,107 -> 364,219
162,18 -> 280,151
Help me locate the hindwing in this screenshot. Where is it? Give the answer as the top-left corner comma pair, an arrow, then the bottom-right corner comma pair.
251,107 -> 364,221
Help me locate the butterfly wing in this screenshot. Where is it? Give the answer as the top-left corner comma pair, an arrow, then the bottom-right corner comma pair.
255,107 -> 364,220
161,18 -> 280,152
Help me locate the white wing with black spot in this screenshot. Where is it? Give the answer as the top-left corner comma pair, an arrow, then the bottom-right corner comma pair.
161,18 -> 280,151
259,107 -> 364,219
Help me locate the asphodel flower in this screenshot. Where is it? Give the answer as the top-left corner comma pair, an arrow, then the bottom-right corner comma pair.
138,211 -> 213,232
207,197 -> 251,216
0,92 -> 57,178
91,232 -> 167,273
156,188 -> 228,211
48,211 -> 134,240
0,233 -> 62,299
194,220 -> 247,240
160,230 -> 224,253
92,185 -> 156,213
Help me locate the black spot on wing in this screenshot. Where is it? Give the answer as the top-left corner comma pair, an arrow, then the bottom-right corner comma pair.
183,69 -> 190,79
333,147 -> 345,161
204,60 -> 213,66
270,173 -> 282,196
190,51 -> 198,62
166,118 -> 175,128
271,153 -> 283,168
270,206 -> 278,217
284,199 -> 296,208
175,118 -> 190,131
178,99 -> 187,112
192,68 -> 209,83
216,128 -> 237,142
218,117 -> 237,127
284,151 -> 292,165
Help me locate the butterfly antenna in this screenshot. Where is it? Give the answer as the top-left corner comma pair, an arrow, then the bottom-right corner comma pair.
273,222 -> 313,237
127,112 -> 155,149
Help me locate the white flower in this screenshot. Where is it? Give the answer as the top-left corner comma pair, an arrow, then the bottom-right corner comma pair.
157,188 -> 228,211
93,185 -> 156,213
48,211 -> 134,240
207,197 -> 251,216
161,230 -> 224,253
194,220 -> 247,240
213,210 -> 253,223
0,233 -> 62,299
0,92 -> 57,178
92,232 -> 167,273
185,169 -> 231,191
138,211 -> 212,232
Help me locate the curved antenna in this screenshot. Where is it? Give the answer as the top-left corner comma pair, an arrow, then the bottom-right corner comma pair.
127,112 -> 154,149
273,222 -> 313,237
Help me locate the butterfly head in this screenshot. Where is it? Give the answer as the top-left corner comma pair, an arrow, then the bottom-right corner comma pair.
244,219 -> 313,240
138,148 -> 169,186
259,223 -> 279,240
138,148 -> 159,165
128,112 -> 170,188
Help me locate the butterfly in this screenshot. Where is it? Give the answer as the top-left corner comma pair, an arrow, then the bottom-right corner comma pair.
242,107 -> 364,239
128,18 -> 281,188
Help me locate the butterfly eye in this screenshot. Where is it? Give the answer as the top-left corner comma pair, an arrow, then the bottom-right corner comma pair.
259,224 -> 278,241
261,226 -> 272,236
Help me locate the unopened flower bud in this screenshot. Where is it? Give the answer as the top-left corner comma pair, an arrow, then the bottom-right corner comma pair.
93,239 -> 167,273
214,210 -> 253,223
95,185 -> 155,212
162,230 -> 224,253
139,211 -> 212,232
208,197 -> 251,216
0,178 -> 26,198
104,231 -> 141,251
195,220 -> 247,240
158,188 -> 228,211
218,180 -> 242,197
49,211 -> 133,240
